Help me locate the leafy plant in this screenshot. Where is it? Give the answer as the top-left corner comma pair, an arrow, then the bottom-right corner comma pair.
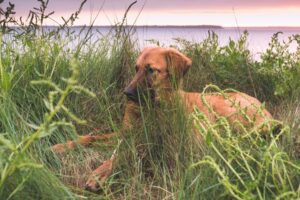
0,57 -> 95,199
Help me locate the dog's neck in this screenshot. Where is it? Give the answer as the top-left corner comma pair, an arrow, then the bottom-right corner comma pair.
154,88 -> 184,102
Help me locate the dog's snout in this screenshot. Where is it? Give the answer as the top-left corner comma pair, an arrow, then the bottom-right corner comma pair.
124,86 -> 138,101
124,87 -> 135,96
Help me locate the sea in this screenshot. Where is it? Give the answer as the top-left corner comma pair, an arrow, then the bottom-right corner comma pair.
83,26 -> 300,59
7,26 -> 300,60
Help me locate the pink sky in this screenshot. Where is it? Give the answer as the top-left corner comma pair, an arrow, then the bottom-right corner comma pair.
2,0 -> 300,26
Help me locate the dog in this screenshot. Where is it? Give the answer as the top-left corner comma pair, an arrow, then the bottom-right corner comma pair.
52,47 -> 274,192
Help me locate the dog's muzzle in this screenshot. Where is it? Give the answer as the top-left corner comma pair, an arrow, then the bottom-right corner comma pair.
124,86 -> 138,102
124,84 -> 156,103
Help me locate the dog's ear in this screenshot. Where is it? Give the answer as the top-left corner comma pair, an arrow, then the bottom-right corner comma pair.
165,48 -> 192,79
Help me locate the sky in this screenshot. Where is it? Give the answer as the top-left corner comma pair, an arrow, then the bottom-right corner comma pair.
1,0 -> 300,27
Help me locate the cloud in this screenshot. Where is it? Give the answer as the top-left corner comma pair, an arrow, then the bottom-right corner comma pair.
1,0 -> 300,26
4,0 -> 300,14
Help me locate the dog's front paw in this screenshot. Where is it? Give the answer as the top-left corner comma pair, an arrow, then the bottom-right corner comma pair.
85,176 -> 101,192
51,141 -> 77,153
84,159 -> 113,192
51,143 -> 67,153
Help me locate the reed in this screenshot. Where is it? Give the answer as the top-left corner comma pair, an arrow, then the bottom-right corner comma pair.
0,0 -> 299,199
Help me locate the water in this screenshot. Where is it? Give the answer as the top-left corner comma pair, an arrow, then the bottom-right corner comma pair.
90,26 -> 300,59
6,26 -> 300,59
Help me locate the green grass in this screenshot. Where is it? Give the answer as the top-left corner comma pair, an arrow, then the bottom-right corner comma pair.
0,2 -> 300,199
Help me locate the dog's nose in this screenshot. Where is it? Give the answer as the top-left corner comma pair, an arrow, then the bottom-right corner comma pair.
124,87 -> 134,96
124,86 -> 138,101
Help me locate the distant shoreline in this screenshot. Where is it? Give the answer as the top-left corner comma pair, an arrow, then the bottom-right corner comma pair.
88,25 -> 224,29
8,25 -> 300,30
9,25 -> 223,29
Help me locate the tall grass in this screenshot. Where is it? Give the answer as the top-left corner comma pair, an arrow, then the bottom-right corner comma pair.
0,0 -> 300,199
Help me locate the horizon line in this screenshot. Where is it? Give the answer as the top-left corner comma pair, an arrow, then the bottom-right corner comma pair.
9,24 -> 300,29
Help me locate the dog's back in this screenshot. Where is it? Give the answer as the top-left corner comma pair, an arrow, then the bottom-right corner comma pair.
180,91 -> 273,132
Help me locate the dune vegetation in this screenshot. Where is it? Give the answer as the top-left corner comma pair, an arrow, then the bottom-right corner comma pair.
0,1 -> 299,199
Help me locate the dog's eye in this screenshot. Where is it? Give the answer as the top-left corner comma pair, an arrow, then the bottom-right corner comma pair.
147,67 -> 154,74
146,65 -> 155,75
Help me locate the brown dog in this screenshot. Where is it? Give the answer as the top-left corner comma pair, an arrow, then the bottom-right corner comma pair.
52,47 -> 274,191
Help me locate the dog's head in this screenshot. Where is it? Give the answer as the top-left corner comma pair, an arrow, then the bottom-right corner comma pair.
124,47 -> 192,103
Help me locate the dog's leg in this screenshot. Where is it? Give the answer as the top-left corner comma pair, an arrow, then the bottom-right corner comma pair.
51,101 -> 140,153
83,102 -> 139,192
51,132 -> 117,153
84,142 -> 120,192
84,156 -> 115,192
